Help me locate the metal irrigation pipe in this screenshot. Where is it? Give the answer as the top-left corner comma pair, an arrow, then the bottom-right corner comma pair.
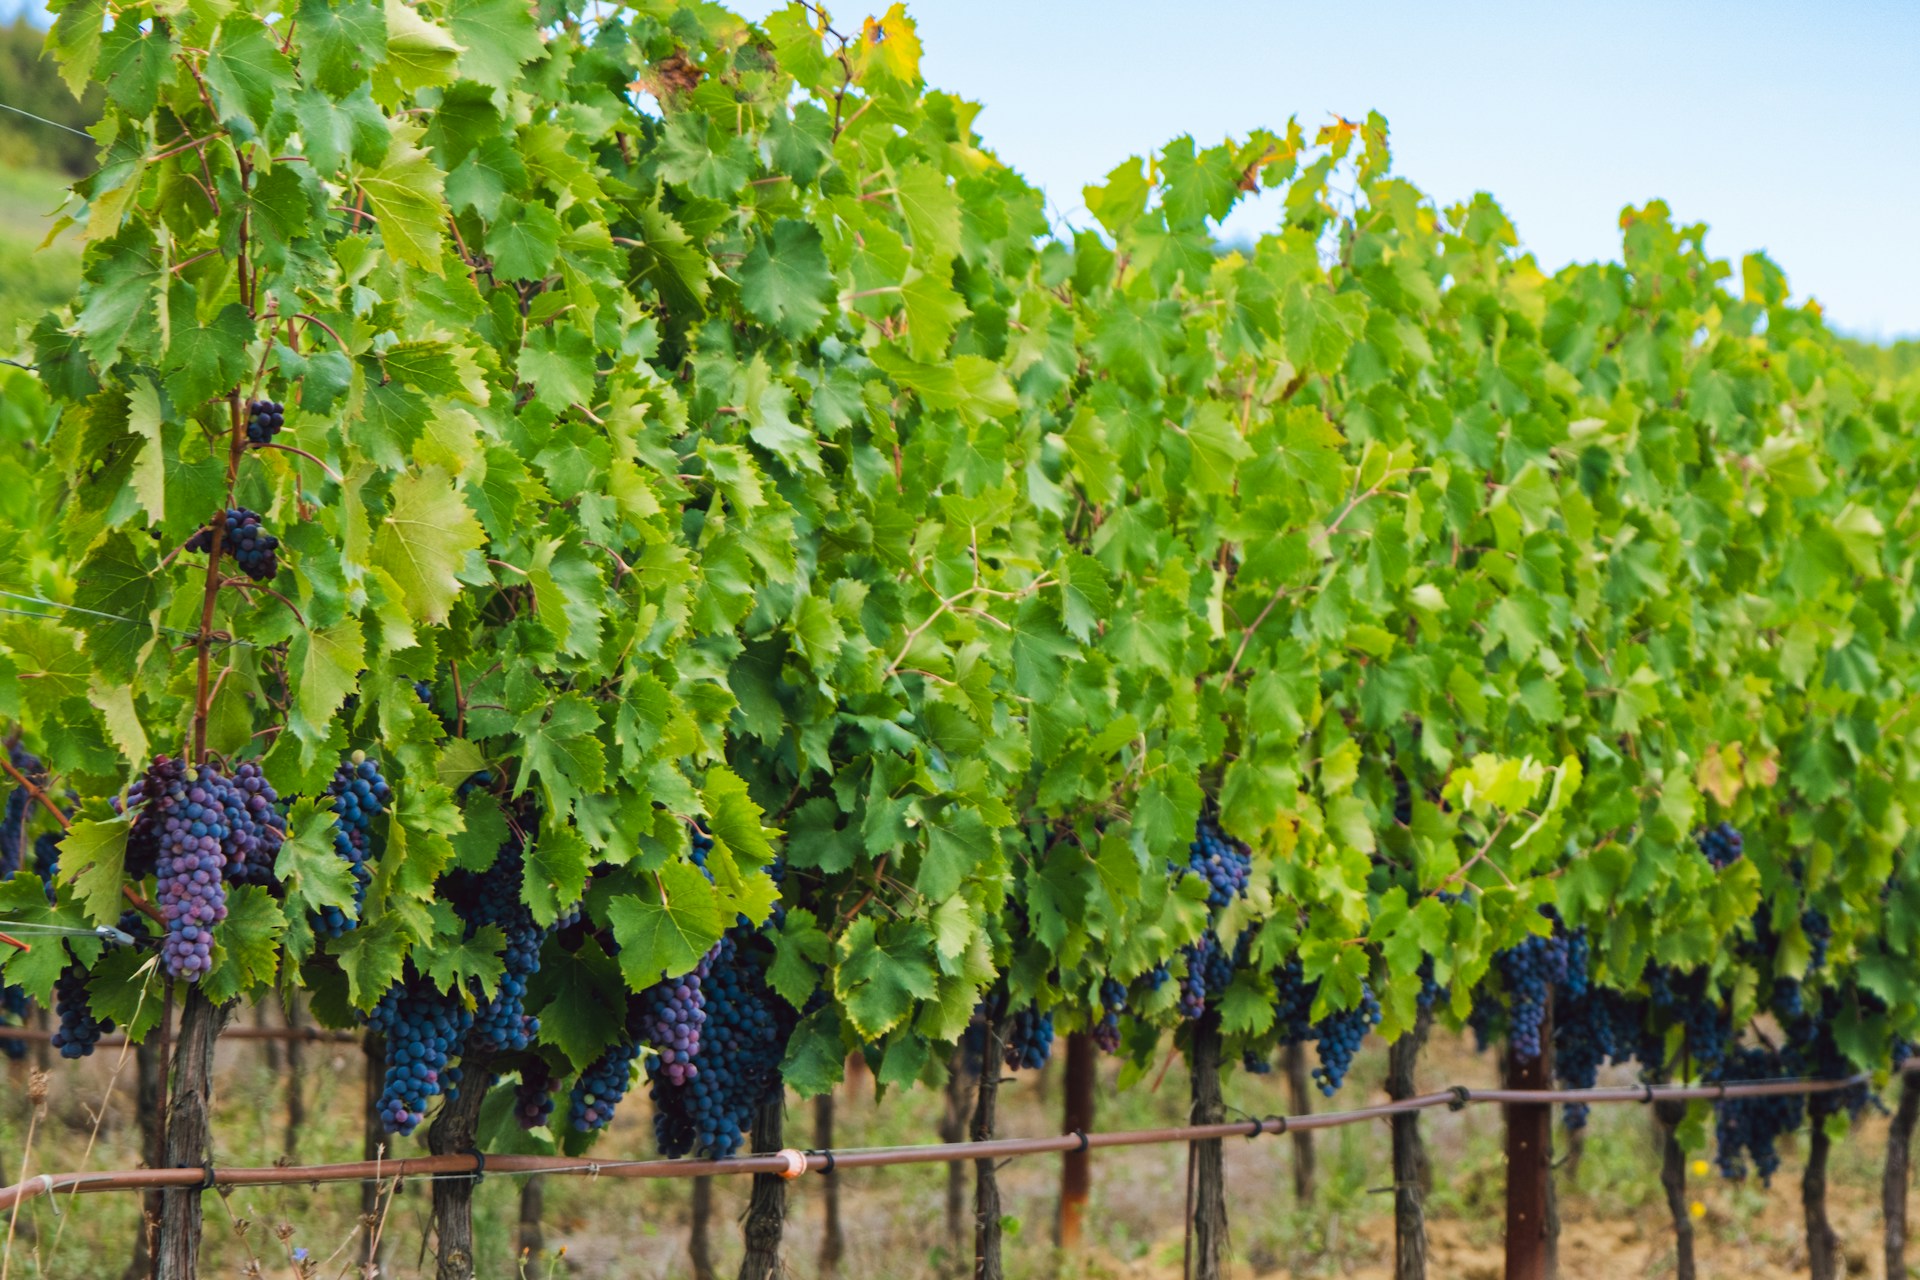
0,1072 -> 1895,1213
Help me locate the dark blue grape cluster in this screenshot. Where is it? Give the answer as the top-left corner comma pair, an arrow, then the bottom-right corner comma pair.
0,745 -> 37,878
134,757 -> 229,980
568,1040 -> 642,1131
33,831 -> 59,900
221,761 -> 288,889
246,399 -> 285,444
51,962 -> 111,1058
451,838 -> 548,1055
1553,987 -> 1640,1129
1697,822 -> 1744,869
1708,1046 -> 1803,1182
1798,1012 -> 1870,1120
1177,934 -> 1235,1020
1242,1049 -> 1274,1074
648,932 -> 791,1159
1802,909 -> 1831,971
1311,986 -> 1381,1096
1180,814 -> 1251,907
1646,965 -> 1731,1076
1270,956 -> 1315,1045
185,508 -> 280,582
0,986 -> 27,1061
1414,957 -> 1446,1012
514,1059 -> 559,1129
1092,977 -> 1126,1053
1003,1007 -> 1054,1070
1495,925 -> 1570,1062
368,974 -> 474,1135
634,948 -> 714,1087
313,753 -> 392,937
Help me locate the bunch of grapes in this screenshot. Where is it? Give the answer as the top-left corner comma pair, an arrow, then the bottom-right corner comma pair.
1798,1011 -> 1871,1120
449,838 -> 548,1055
1003,1007 -> 1054,1070
0,746 -> 38,877
1495,925 -> 1570,1062
1697,822 -> 1745,869
220,761 -> 288,889
1553,987 -> 1639,1128
52,909 -> 150,1060
1177,934 -> 1235,1020
131,757 -> 228,980
0,987 -> 27,1061
633,949 -> 714,1087
313,753 -> 392,936
1181,814 -> 1252,907
1803,909 -> 1831,971
1708,1046 -> 1803,1182
649,932 -> 792,1159
246,399 -> 285,444
568,1040 -> 642,1131
33,831 -> 59,899
1415,956 -> 1448,1013
1311,986 -> 1381,1095
50,963 -> 110,1058
185,508 -> 280,582
1646,965 -> 1731,1076
1092,977 -> 1127,1052
1270,956 -> 1316,1046
514,1059 -> 560,1130
368,974 -> 474,1135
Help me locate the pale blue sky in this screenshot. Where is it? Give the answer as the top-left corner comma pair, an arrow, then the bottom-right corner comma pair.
9,0 -> 1916,336
751,0 -> 1920,340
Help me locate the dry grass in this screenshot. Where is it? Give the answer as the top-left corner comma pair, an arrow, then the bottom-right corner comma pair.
0,1014 -> 1910,1279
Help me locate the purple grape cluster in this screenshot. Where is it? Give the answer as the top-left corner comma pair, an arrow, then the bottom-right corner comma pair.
1311,985 -> 1380,1096
0,986 -> 26,1061
1697,822 -> 1744,869
450,839 -> 548,1055
1708,1045 -> 1803,1182
1180,814 -> 1252,907
50,963 -> 111,1058
246,399 -> 285,444
313,753 -> 392,937
1495,925 -> 1570,1062
0,745 -> 38,878
634,950 -> 713,1087
135,757 -> 230,980
185,508 -> 280,582
1003,1007 -> 1054,1070
1270,956 -> 1315,1045
221,761 -> 288,889
368,975 -> 474,1135
1177,933 -> 1240,1021
1646,964 -> 1731,1076
568,1041 -> 642,1131
1092,977 -> 1126,1052
648,932 -> 792,1159
515,1059 -> 560,1129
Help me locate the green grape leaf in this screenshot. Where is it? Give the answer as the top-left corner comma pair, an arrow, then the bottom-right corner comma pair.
739,220 -> 834,340
372,466 -> 485,625
607,862 -> 724,988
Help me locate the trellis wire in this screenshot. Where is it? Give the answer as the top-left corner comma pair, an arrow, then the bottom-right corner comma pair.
0,1069 -> 1898,1212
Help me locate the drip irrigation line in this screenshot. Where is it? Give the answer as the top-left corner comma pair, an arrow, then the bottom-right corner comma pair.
0,1070 -> 1899,1212
0,1026 -> 361,1047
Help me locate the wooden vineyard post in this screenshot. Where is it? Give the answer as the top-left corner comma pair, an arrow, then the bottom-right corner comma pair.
1057,1030 -> 1095,1249
815,1093 -> 844,1275
1503,999 -> 1552,1280
1285,1043 -> 1315,1202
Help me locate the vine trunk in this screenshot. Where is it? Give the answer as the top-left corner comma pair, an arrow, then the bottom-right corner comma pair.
426,1046 -> 493,1280
1187,1012 -> 1227,1280
156,990 -> 230,1280
739,1095 -> 787,1280
1386,1011 -> 1431,1280
1885,1073 -> 1920,1280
